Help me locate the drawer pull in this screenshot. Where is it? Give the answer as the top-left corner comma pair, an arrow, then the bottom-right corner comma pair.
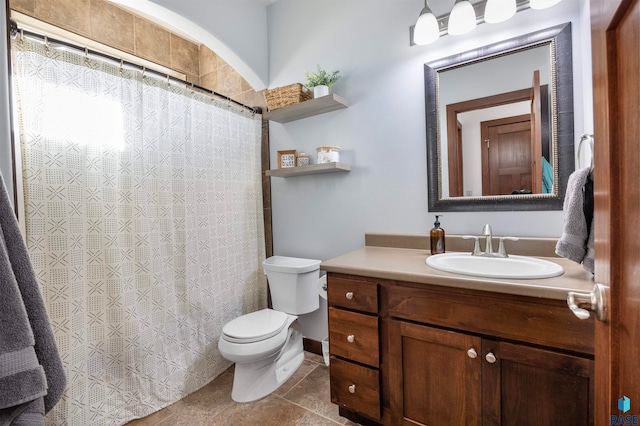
348,384 -> 356,394
485,352 -> 497,364
345,291 -> 354,300
347,334 -> 355,343
467,348 -> 478,359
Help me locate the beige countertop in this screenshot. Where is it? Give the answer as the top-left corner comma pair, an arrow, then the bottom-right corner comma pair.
320,245 -> 596,301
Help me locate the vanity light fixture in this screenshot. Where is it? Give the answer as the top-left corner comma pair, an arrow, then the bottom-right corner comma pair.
413,0 -> 440,45
447,0 -> 477,36
410,0 -> 563,46
484,0 -> 517,23
529,0 -> 562,9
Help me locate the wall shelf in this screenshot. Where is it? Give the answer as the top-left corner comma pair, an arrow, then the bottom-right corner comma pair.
265,162 -> 351,178
264,94 -> 348,123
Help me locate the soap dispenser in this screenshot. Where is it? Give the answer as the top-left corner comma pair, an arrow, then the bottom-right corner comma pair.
430,215 -> 445,255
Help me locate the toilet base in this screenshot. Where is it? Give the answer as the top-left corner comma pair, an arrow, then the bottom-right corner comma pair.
230,322 -> 304,402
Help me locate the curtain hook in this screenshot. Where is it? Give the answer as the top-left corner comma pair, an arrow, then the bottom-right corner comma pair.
167,74 -> 170,88
119,59 -> 124,75
142,66 -> 146,79
84,47 -> 89,65
20,29 -> 24,42
44,35 -> 49,52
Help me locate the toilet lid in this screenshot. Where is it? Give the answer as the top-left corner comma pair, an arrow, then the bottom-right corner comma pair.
222,309 -> 289,343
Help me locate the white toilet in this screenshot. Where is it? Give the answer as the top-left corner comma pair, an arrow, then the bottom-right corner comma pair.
218,255 -> 323,402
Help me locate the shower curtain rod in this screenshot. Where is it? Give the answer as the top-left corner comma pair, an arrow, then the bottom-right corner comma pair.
9,20 -> 261,115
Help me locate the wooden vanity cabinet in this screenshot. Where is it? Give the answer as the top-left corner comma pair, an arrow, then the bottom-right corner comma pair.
327,273 -> 595,426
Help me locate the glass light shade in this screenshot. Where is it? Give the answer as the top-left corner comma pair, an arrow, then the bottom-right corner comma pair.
484,0 -> 516,23
529,0 -> 562,9
413,8 -> 440,45
448,0 -> 477,36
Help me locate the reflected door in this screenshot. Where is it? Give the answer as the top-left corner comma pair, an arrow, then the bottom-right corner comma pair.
481,115 -> 532,195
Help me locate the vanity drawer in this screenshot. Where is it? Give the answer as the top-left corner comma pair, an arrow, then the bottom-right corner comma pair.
387,283 -> 595,355
330,357 -> 381,421
328,275 -> 378,313
329,307 -> 379,367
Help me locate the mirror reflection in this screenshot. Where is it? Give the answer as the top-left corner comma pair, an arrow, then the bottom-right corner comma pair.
425,23 -> 574,212
439,45 -> 553,198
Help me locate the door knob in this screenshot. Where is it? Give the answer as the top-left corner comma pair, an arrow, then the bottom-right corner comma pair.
485,352 -> 497,364
347,335 -> 355,343
567,283 -> 607,321
348,384 -> 356,394
467,348 -> 478,359
345,291 -> 354,300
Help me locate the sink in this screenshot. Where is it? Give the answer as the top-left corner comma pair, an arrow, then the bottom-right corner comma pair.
426,252 -> 564,279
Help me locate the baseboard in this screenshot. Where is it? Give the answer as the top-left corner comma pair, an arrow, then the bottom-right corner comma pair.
303,337 -> 322,356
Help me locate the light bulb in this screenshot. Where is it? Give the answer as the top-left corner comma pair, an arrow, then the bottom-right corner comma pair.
448,0 -> 477,36
529,0 -> 562,9
414,5 -> 440,45
484,0 -> 516,23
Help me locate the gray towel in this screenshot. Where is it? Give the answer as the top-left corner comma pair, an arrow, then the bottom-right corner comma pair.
0,171 -> 66,421
583,219 -> 595,274
555,167 -> 591,263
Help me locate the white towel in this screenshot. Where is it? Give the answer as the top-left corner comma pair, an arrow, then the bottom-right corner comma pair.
555,167 -> 591,264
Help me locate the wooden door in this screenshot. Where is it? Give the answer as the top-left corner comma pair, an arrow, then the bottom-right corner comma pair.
530,70 -> 543,193
389,320 -> 482,426
481,114 -> 532,195
591,0 -> 640,424
482,340 -> 593,426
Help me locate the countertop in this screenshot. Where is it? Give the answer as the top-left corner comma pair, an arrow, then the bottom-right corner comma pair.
320,245 -> 595,301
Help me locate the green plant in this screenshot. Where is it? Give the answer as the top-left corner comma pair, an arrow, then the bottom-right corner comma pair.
303,65 -> 341,88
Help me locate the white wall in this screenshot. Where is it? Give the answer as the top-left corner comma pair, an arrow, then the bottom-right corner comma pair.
267,0 -> 592,268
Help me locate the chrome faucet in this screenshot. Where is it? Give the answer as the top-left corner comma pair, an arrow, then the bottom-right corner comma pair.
462,224 -> 519,258
482,224 -> 493,256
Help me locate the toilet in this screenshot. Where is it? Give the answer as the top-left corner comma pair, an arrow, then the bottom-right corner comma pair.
218,255 -> 323,402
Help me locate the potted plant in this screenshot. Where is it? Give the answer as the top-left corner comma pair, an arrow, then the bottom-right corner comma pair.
304,65 -> 341,98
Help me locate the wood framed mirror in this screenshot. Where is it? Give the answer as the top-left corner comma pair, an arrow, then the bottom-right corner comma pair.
425,23 -> 574,212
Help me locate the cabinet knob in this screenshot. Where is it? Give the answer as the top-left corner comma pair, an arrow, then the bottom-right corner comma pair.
485,352 -> 497,364
348,384 -> 356,394
347,334 -> 355,343
345,291 -> 354,300
467,348 -> 478,359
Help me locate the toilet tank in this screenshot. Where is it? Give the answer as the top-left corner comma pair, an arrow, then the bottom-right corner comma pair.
263,256 -> 321,315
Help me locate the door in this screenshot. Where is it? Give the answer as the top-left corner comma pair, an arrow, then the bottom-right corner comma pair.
481,114 -> 532,195
389,321 -> 482,426
482,340 -> 593,426
530,70 -> 543,193
591,0 -> 640,424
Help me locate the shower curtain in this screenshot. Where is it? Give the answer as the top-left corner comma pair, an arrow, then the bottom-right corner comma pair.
11,38 -> 267,426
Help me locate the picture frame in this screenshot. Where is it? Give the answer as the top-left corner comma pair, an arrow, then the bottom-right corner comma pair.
277,150 -> 298,169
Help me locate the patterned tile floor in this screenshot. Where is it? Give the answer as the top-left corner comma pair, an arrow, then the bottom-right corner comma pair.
126,352 -> 360,426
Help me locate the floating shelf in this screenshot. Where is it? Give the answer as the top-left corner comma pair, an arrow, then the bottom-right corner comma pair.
264,94 -> 349,123
265,162 -> 351,178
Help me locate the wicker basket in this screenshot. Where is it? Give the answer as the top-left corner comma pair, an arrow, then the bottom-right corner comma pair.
264,83 -> 312,111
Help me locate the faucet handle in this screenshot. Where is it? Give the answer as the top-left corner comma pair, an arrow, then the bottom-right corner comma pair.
462,235 -> 482,256
481,224 -> 492,236
497,237 -> 519,257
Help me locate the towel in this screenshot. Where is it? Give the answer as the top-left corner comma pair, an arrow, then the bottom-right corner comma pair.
542,156 -> 553,194
582,173 -> 595,273
0,171 -> 66,422
555,167 -> 591,264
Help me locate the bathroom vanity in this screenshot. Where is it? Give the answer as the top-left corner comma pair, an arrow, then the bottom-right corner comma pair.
321,234 -> 595,426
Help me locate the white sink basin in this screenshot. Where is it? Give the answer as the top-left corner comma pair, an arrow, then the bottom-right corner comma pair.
426,252 -> 564,279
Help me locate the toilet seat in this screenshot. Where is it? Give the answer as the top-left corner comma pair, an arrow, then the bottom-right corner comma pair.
222,309 -> 288,344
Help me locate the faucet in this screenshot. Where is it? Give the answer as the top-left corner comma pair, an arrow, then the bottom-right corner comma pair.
482,224 -> 493,256
462,224 -> 519,258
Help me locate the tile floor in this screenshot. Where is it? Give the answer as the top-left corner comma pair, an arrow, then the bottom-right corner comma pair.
126,352 -> 360,426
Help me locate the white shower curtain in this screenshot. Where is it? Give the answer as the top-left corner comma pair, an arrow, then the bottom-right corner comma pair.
11,38 -> 267,426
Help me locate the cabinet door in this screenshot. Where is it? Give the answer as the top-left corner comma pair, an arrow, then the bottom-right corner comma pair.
389,321 -> 482,426
482,340 -> 594,426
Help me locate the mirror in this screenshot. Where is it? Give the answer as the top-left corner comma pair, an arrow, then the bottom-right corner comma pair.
425,23 -> 574,212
